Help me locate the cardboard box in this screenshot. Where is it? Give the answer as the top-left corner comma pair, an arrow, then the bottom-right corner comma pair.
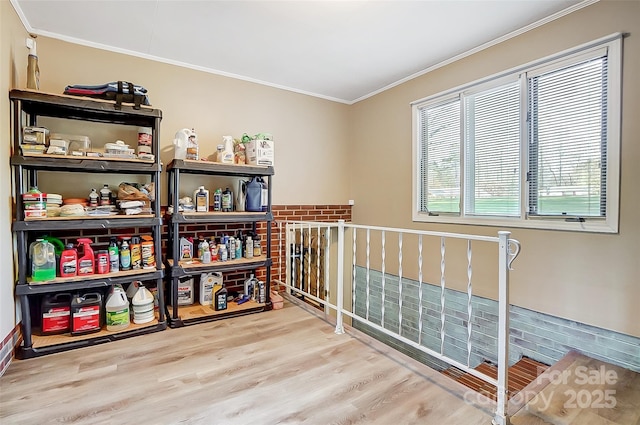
246,139 -> 274,166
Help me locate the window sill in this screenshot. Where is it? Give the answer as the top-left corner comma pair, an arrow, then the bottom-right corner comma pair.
412,212 -> 618,234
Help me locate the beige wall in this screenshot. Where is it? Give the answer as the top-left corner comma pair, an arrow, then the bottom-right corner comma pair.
31,37 -> 351,205
349,0 -> 640,337
1,1 -> 28,341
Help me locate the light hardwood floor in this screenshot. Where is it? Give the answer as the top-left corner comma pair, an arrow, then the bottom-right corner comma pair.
511,352 -> 640,425
0,299 -> 493,425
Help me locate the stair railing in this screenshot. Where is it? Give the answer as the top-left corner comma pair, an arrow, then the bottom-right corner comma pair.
275,219 -> 520,425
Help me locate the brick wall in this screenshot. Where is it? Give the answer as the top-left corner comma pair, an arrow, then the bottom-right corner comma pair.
353,267 -> 640,373
34,204 -> 352,295
261,205 -> 352,289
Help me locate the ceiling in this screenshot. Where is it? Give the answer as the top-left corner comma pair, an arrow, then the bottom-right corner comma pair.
12,0 -> 590,104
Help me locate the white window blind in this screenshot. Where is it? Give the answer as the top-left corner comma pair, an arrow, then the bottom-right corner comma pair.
412,33 -> 621,232
464,82 -> 521,216
419,99 -> 460,214
528,54 -> 608,217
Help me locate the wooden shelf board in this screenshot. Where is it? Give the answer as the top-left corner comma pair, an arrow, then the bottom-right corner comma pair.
24,214 -> 155,222
176,257 -> 267,269
26,266 -> 163,286
32,318 -> 160,349
169,158 -> 271,170
21,152 -> 155,164
169,300 -> 265,321
180,211 -> 267,218
11,88 -> 158,112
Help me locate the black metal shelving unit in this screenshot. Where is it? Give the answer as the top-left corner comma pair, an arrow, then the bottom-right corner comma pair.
165,159 -> 274,327
9,89 -> 167,359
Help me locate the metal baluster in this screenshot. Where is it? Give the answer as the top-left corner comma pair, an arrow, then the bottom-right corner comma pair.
467,239 -> 473,367
325,225 -> 331,305
316,225 -> 321,301
418,235 -> 423,345
381,231 -> 386,327
335,220 -> 345,334
307,223 -> 312,296
287,225 -> 293,294
398,233 -> 403,336
352,227 -> 357,314
366,228 -> 370,321
278,222 -> 283,283
299,224 -> 304,293
440,237 -> 446,355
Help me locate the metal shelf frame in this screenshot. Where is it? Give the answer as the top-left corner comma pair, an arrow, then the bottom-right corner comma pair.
10,89 -> 166,358
165,160 -> 273,327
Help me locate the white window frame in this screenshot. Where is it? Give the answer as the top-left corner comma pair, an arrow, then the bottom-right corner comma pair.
412,33 -> 622,233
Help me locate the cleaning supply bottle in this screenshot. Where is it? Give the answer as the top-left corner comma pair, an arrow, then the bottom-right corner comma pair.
244,273 -> 256,298
245,236 -> 253,259
59,243 -> 77,277
236,180 -> 247,212
214,285 -> 228,311
108,237 -> 119,273
253,235 -> 262,257
26,37 -> 39,90
235,231 -> 242,259
215,144 -> 224,162
228,237 -> 236,260
222,188 -> 232,212
88,188 -> 99,207
186,128 -> 198,160
105,285 -> 130,331
100,184 -> 111,206
76,238 -> 95,276
43,235 -> 64,274
245,177 -> 262,212
70,293 -> 102,335
220,136 -> 235,164
259,177 -> 268,212
201,239 -> 211,264
29,238 -> 56,281
213,188 -> 222,212
193,186 -> 209,213
120,237 -> 131,271
126,280 -> 141,303
132,284 -> 155,324
130,236 -> 141,270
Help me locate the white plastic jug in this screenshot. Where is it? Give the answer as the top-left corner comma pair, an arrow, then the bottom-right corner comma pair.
132,284 -> 155,324
29,238 -> 56,282
173,128 -> 191,160
106,285 -> 130,331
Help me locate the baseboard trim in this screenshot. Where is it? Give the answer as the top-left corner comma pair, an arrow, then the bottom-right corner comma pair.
0,324 -> 21,377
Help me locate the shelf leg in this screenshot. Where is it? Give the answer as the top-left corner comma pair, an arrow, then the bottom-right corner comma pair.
19,295 -> 33,349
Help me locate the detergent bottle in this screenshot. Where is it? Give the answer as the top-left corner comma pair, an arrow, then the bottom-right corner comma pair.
59,243 -> 77,278
77,238 -> 95,275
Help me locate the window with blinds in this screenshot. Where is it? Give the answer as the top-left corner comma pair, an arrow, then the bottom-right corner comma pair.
419,99 -> 460,214
464,81 -> 520,216
412,34 -> 621,232
527,54 -> 608,217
